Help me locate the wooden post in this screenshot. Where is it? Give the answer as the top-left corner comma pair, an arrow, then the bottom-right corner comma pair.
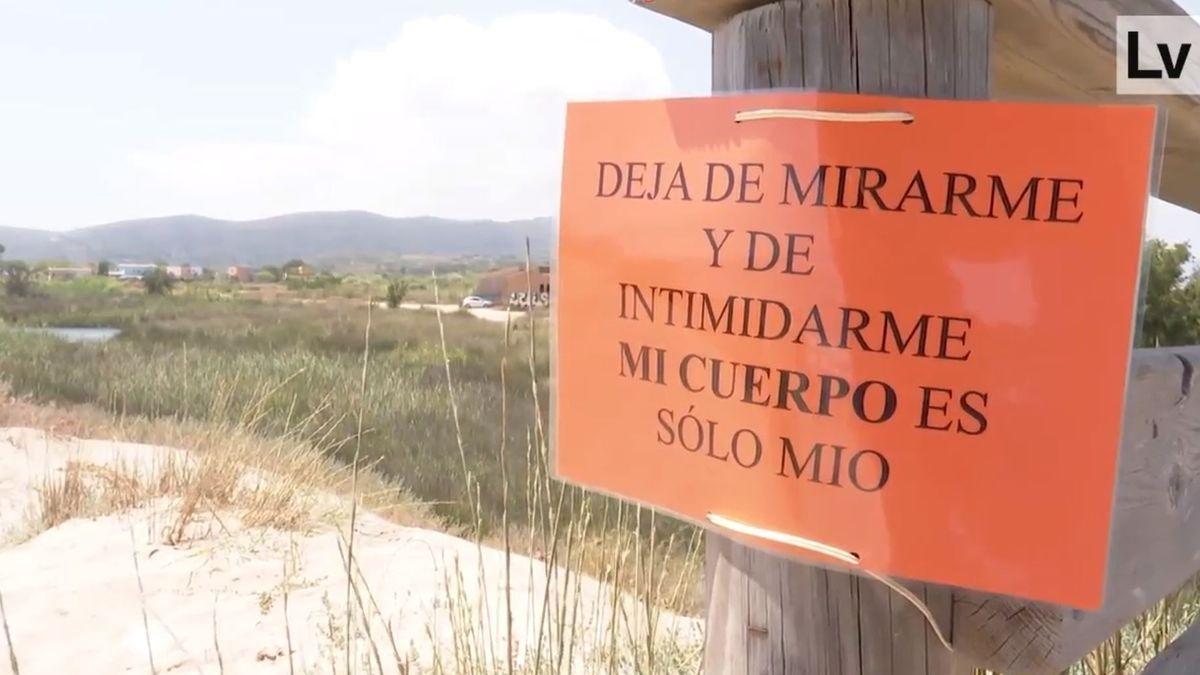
703,2 -> 985,673
632,1 -> 1200,673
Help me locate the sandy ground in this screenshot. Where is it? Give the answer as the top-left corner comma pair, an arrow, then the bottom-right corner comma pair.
0,428 -> 699,674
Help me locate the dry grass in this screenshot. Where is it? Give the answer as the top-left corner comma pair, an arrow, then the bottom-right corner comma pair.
0,277 -> 711,673
1,383 -> 706,673
415,267 -> 705,674
14,382 -> 1200,674
7,279 -> 1200,673
1,383 -> 439,542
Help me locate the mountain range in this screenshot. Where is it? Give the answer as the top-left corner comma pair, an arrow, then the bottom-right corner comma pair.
0,211 -> 554,268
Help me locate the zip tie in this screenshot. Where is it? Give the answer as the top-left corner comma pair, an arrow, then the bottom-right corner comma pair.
862,569 -> 954,652
708,512 -> 860,565
734,109 -> 914,124
706,512 -> 953,652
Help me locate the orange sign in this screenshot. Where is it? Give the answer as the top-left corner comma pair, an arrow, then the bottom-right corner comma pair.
553,92 -> 1156,608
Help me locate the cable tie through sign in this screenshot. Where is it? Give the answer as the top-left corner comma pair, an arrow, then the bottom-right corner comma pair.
707,513 -> 860,565
734,109 -> 914,124
706,512 -> 953,652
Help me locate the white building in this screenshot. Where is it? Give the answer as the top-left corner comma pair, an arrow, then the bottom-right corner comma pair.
110,263 -> 158,280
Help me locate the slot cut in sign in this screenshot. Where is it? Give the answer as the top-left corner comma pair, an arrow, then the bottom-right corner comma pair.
552,92 -> 1157,609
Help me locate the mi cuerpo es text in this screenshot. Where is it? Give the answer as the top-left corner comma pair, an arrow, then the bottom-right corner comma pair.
594,159 -> 1084,493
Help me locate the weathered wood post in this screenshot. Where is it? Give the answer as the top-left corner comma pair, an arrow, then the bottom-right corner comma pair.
629,1 -> 1200,674
703,2 -> 987,673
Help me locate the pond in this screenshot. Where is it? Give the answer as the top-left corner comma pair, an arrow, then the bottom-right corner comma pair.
20,327 -> 121,343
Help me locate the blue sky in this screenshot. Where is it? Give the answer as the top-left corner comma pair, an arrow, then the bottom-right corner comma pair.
0,0 -> 1194,247
0,1 -> 708,230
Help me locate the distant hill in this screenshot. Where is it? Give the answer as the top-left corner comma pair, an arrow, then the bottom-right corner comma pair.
0,211 -> 554,267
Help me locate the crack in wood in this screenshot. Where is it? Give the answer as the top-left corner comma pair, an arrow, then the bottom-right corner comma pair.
1174,353 -> 1193,405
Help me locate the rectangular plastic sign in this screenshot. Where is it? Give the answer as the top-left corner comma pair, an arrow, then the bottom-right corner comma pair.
553,92 -> 1157,608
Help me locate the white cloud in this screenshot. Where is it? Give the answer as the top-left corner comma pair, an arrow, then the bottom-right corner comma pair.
1148,197 -> 1200,248
121,13 -> 673,221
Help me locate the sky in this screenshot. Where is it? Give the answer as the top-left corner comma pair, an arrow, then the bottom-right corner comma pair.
0,1 -> 708,231
0,0 -> 1195,247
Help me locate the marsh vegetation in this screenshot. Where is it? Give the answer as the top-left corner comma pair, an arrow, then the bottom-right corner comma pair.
3,270 -> 1200,673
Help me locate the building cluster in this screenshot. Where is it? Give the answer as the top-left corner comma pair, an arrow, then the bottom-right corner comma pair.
41,262 -> 318,284
472,265 -> 551,307
225,265 -> 255,282
39,260 -> 554,307
107,263 -> 207,281
42,263 -> 257,282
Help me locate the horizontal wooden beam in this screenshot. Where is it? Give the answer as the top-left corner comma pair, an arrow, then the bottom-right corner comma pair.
1141,615 -> 1200,674
707,345 -> 1200,673
945,346 -> 1200,673
677,1 -> 1200,671
643,0 -> 1200,212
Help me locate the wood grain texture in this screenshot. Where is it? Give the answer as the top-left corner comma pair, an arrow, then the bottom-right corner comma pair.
953,348 -> 1200,673
707,344 -> 1200,674
1141,617 -> 1200,675
707,2 -> 1200,672
654,0 -> 1200,211
990,0 -> 1200,213
708,2 -> 988,673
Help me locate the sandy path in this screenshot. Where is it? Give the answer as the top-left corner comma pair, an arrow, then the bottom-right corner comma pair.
391,303 -> 525,324
0,428 -> 699,674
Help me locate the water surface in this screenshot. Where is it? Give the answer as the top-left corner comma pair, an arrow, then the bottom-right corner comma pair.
20,327 -> 121,343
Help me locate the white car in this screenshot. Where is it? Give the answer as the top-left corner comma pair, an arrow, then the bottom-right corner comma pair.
461,296 -> 493,309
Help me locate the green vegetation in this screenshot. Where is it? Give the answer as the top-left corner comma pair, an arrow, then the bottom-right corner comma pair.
4,238 -> 1200,673
385,278 -> 409,308
1141,239 -> 1200,347
284,272 -> 342,291
2,260 -> 32,297
0,275 -> 704,672
0,291 -> 531,528
2,238 -> 1198,532
141,267 -> 175,295
0,280 -> 694,553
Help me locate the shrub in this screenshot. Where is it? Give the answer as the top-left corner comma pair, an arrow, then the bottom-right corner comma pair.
1141,239 -> 1200,347
385,279 -> 409,308
286,273 -> 341,291
2,261 -> 33,297
142,268 -> 175,296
